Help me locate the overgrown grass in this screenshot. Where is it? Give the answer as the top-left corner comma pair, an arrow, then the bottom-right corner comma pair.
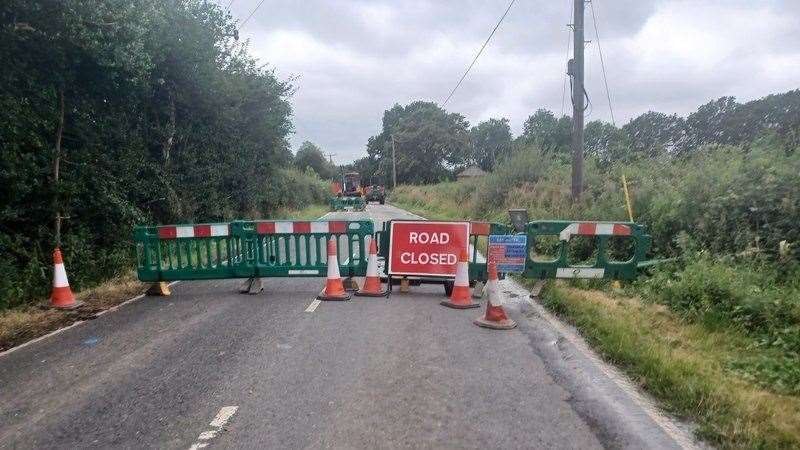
0,271 -> 146,351
539,284 -> 800,449
269,203 -> 330,220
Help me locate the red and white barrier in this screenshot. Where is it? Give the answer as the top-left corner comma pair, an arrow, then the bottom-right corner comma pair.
158,224 -> 229,239
559,222 -> 631,241
256,221 -> 348,235
156,221 -> 351,239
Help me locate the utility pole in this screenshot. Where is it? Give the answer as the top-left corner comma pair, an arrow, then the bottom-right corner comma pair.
391,135 -> 398,189
569,0 -> 585,201
325,152 -> 336,164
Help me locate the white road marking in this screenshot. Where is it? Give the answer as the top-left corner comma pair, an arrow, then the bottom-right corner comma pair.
188,406 -> 238,450
305,299 -> 322,312
209,406 -> 238,427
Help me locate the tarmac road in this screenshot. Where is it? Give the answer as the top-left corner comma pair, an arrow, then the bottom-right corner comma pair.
0,204 -> 700,449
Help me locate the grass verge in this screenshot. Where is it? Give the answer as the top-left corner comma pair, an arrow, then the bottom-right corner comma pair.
537,283 -> 800,449
0,271 -> 146,352
0,203 -> 330,353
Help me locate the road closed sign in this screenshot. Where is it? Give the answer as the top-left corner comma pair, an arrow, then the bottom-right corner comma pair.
388,221 -> 470,277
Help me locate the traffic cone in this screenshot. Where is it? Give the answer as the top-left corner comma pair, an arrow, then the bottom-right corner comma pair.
474,262 -> 516,330
355,238 -> 387,297
440,249 -> 479,309
49,248 -> 82,310
317,237 -> 351,301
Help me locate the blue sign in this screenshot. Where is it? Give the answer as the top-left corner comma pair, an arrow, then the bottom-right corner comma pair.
488,235 -> 527,273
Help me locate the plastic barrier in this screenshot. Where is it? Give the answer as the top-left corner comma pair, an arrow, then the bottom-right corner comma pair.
231,220 -> 372,279
330,196 -> 366,211
523,220 -> 651,280
135,220 -> 373,282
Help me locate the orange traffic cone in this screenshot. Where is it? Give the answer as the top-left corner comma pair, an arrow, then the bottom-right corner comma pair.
355,238 -> 387,297
440,249 -> 479,309
474,262 -> 516,330
318,237 -> 351,301
50,248 -> 82,309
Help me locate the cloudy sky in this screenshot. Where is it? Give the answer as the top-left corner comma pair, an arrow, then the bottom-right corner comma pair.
223,0 -> 800,163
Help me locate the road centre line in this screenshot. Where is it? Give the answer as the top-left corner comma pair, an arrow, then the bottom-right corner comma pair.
188,406 -> 239,450
305,299 -> 322,312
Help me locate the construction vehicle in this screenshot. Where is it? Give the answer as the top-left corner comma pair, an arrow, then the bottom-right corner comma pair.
330,172 -> 366,211
365,185 -> 386,204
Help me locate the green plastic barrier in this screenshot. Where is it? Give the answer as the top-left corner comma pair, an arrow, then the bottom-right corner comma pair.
135,220 -> 373,282
230,220 -> 372,279
523,220 -> 651,280
330,196 -> 366,211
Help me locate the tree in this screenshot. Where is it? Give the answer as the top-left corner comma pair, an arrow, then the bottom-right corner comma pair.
584,120 -> 628,163
0,0 -> 294,307
366,101 -> 470,184
683,96 -> 740,152
521,109 -> 572,156
294,141 -> 333,179
469,118 -> 512,171
621,111 -> 687,158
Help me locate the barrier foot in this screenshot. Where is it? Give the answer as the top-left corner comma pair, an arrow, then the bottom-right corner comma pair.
472,281 -> 485,299
238,278 -> 253,293
443,280 -> 454,297
147,282 -> 171,297
399,277 -> 410,294
248,277 -> 263,295
343,277 -> 359,291
528,280 -> 547,300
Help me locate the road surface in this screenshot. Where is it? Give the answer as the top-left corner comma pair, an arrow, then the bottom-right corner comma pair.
0,204 -> 699,449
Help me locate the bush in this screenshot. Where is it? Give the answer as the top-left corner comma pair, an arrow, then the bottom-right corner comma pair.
635,256 -> 800,394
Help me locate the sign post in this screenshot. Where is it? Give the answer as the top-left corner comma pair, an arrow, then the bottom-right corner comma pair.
388,221 -> 470,277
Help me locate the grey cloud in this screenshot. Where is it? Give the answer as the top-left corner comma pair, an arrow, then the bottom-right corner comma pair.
227,0 -> 800,163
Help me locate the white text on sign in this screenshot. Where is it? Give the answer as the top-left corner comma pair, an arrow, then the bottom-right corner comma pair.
388,221 -> 470,277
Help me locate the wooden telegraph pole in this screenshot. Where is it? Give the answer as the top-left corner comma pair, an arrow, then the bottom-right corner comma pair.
570,0 -> 585,201
391,134 -> 398,189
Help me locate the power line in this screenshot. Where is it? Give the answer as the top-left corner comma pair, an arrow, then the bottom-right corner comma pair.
238,0 -> 267,30
441,0 -> 517,107
589,0 -> 615,125
225,0 -> 235,11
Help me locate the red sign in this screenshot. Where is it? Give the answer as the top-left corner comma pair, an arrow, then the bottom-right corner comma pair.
388,221 -> 470,277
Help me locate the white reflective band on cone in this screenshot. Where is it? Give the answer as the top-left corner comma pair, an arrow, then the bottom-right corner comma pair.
487,279 -> 503,306
366,254 -> 379,277
53,263 -> 70,288
327,255 -> 340,279
454,261 -> 469,285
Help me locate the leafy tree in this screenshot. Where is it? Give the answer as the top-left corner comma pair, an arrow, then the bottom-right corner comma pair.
521,109 -> 572,156
366,101 -> 470,184
0,0 -> 294,308
584,120 -> 627,163
621,111 -> 687,158
683,96 -> 740,151
294,141 -> 334,179
469,118 -> 512,171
